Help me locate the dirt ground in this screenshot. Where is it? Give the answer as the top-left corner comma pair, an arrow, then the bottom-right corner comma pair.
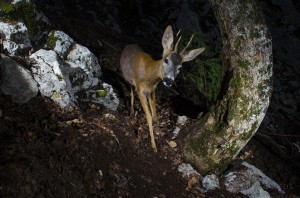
0,91 -> 224,197
1,90 -> 300,197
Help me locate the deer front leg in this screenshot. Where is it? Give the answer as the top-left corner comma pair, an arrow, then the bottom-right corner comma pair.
130,87 -> 135,116
137,90 -> 157,153
149,91 -> 158,123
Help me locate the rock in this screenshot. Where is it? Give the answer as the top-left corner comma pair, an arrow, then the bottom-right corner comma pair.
30,31 -> 119,111
241,162 -> 285,194
223,169 -> 259,194
45,30 -> 74,57
105,113 -> 116,120
177,163 -> 202,180
83,83 -> 119,111
2,1 -> 51,44
177,115 -> 188,125
0,22 -> 32,55
240,181 -> 271,198
222,161 -> 285,197
171,127 -> 181,139
0,54 -> 38,103
30,49 -> 75,109
172,116 -> 188,139
66,43 -> 102,90
202,174 -> 220,191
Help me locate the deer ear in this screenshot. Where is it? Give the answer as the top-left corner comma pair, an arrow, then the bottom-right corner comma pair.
162,25 -> 174,51
182,47 -> 205,62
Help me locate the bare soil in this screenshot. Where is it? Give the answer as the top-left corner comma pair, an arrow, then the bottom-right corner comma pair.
1,90 -> 300,197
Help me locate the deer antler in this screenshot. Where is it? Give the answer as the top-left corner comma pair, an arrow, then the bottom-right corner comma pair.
180,34 -> 194,55
174,36 -> 181,52
173,29 -> 182,52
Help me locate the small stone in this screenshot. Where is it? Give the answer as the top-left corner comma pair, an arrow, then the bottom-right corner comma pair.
105,113 -> 115,119
202,174 -> 220,191
177,115 -> 188,125
178,163 -> 202,180
172,127 -> 181,139
168,140 -> 177,148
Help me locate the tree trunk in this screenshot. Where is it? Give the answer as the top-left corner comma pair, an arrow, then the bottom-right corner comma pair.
183,0 -> 273,174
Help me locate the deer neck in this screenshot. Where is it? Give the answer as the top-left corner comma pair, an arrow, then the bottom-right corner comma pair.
155,59 -> 164,80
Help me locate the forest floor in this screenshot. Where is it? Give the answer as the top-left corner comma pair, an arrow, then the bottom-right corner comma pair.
0,92 -> 299,197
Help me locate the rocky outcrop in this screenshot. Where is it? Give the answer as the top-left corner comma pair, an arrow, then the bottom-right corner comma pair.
30,30 -> 119,110
0,1 -> 119,110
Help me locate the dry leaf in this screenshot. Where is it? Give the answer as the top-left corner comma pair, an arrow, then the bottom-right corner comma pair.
168,140 -> 177,148
187,176 -> 199,189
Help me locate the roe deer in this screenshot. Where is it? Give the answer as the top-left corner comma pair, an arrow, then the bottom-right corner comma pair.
120,25 -> 205,152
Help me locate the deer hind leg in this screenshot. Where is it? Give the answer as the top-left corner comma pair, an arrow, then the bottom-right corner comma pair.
130,87 -> 135,116
149,91 -> 158,123
137,90 -> 157,153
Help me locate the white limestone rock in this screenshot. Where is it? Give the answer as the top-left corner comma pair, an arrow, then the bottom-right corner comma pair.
222,161 -> 285,197
0,22 -> 32,55
240,181 -> 271,198
242,162 -> 285,194
0,54 -> 38,103
30,49 -> 75,109
84,83 -> 119,111
202,174 -> 220,191
178,163 -> 202,180
45,30 -> 74,57
66,43 -> 102,78
31,31 -> 119,111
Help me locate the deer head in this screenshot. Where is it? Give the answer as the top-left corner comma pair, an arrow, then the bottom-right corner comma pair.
161,25 -> 205,87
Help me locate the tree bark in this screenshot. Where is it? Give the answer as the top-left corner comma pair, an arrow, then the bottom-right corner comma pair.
183,0 -> 273,174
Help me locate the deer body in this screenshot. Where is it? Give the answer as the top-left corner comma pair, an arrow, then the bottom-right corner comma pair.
121,44 -> 163,94
120,26 -> 205,152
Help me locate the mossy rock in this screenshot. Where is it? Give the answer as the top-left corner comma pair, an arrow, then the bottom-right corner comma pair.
0,0 -> 51,46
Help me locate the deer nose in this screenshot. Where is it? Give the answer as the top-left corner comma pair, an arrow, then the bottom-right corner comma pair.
163,77 -> 173,87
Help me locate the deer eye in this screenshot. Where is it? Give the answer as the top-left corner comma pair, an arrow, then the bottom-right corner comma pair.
164,59 -> 169,64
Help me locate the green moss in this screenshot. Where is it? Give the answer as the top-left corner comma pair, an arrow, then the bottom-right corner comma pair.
56,74 -> 63,81
250,29 -> 260,39
0,2 -> 14,15
189,130 -> 209,156
237,58 -> 250,69
234,35 -> 244,50
53,91 -> 61,99
45,31 -> 60,49
188,113 -> 211,154
228,141 -> 239,155
97,90 -> 107,97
